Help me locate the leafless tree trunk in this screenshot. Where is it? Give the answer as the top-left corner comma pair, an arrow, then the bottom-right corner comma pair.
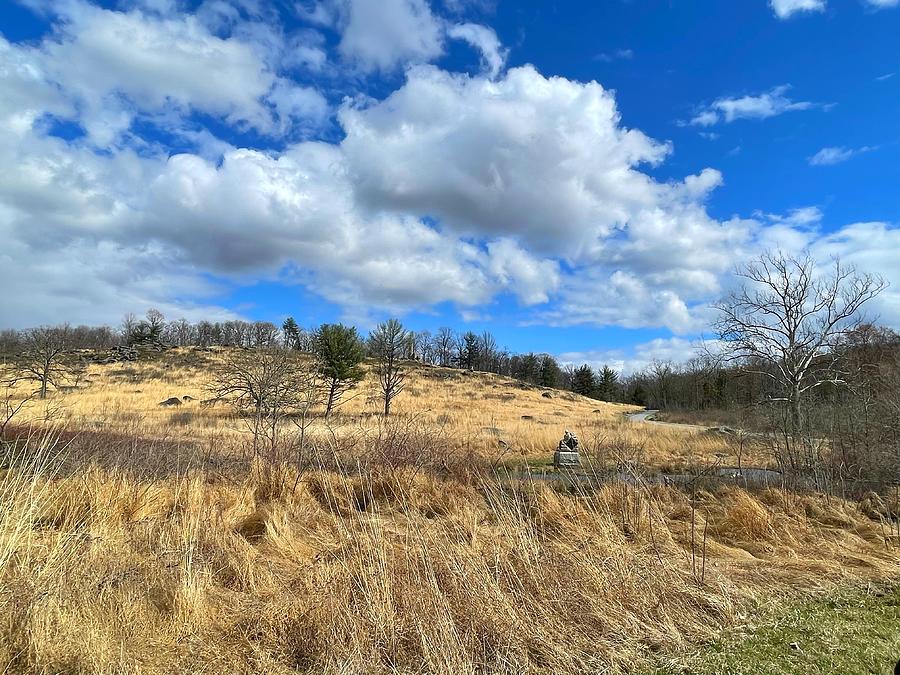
433,327 -> 455,367
713,251 -> 885,470
206,348 -> 319,459
716,253 -> 885,427
13,325 -> 79,399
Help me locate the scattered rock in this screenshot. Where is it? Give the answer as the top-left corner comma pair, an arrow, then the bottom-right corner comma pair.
181,395 -> 196,401
88,340 -> 170,364
542,392 -> 553,399
158,397 -> 182,407
521,415 -> 535,420
592,409 -> 603,413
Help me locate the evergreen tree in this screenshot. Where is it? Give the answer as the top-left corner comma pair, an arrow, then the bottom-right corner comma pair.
596,365 -> 619,401
128,309 -> 165,345
517,352 -> 540,383
459,331 -> 480,370
571,364 -> 597,397
539,355 -> 562,388
282,317 -> 300,349
313,323 -> 365,416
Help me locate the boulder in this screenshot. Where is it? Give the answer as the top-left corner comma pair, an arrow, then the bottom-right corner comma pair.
159,397 -> 182,407
542,391 -> 553,399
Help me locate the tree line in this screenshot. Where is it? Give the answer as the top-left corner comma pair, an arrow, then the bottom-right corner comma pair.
0,312 -> 598,394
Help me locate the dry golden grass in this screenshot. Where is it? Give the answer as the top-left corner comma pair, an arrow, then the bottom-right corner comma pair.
1,435 -> 897,674
12,347 -> 764,470
2,348 -> 897,673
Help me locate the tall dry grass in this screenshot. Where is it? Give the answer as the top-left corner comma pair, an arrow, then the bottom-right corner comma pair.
1,349 -> 895,672
1,425 -> 898,674
7,347 -> 767,471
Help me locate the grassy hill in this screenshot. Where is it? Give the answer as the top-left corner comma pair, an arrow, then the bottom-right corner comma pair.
1,347 -> 898,673
11,346 -> 762,470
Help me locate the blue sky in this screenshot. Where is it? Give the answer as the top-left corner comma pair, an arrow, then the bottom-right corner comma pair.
1,0 -> 898,372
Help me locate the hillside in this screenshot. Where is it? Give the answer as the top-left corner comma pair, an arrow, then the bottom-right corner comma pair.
10,346 -> 762,471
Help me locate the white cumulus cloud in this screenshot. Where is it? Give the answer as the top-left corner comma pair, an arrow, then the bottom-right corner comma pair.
337,0 -> 445,72
2,1 -> 899,337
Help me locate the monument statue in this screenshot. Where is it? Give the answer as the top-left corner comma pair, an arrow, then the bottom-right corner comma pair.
554,429 -> 581,468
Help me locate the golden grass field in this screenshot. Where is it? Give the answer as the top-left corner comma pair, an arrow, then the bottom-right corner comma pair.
1,347 -> 898,673
17,347 -> 763,470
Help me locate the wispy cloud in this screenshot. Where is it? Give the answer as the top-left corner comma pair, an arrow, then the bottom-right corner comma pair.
593,48 -> 633,63
876,72 -> 896,81
686,85 -> 824,126
757,206 -> 824,227
808,145 -> 877,166
770,0 -> 826,19
865,0 -> 900,9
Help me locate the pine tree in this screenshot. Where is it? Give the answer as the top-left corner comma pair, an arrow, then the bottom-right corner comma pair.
282,317 -> 300,349
596,365 -> 619,401
571,364 -> 597,397
459,331 -> 479,370
539,355 -> 561,388
313,323 -> 365,416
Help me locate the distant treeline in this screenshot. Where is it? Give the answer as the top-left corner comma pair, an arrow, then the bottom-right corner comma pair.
4,310 -> 899,417
0,310 -> 624,399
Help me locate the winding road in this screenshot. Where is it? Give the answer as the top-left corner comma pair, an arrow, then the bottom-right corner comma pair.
625,409 -> 713,432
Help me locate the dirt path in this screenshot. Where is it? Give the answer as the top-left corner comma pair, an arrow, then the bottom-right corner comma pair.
625,409 -> 712,433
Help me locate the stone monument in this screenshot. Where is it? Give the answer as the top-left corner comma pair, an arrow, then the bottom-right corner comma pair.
554,429 -> 581,469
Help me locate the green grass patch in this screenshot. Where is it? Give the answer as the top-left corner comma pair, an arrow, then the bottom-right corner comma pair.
646,585 -> 900,675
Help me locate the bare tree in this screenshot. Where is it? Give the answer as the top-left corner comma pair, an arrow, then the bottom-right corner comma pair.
12,325 -> 80,399
369,319 -> 408,416
414,330 -> 432,363
0,368 -> 38,437
167,318 -> 195,346
206,348 -> 318,457
120,313 -> 137,344
252,321 -> 280,347
478,331 -> 498,372
648,360 -> 675,410
714,251 -> 886,436
433,327 -> 456,367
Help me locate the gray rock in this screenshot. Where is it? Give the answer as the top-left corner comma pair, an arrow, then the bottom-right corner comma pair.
159,397 -> 182,407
